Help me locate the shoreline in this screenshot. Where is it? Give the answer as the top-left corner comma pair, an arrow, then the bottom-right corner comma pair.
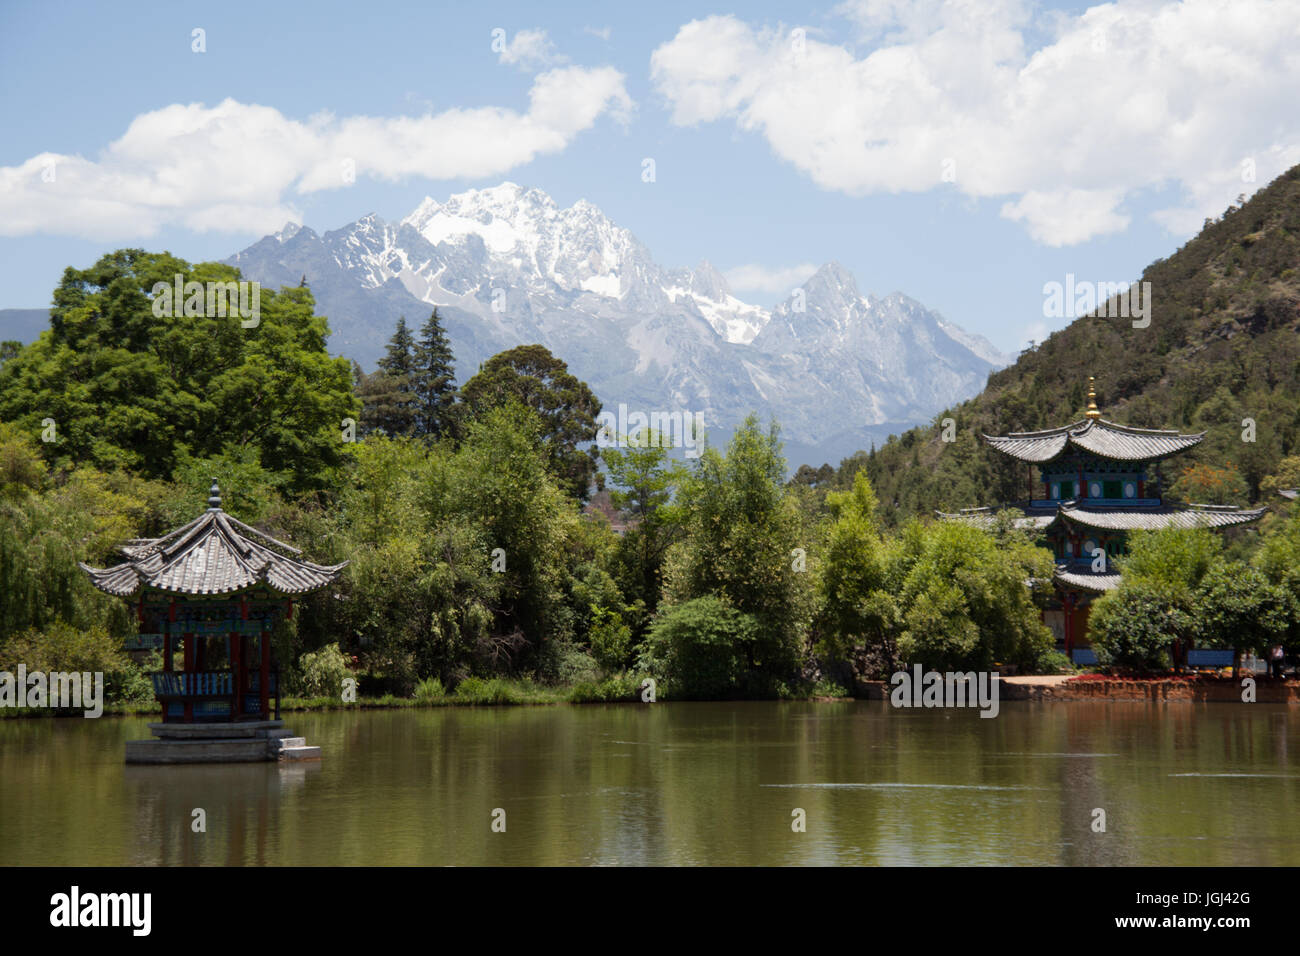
859,675 -> 1300,703
5,676 -> 1300,718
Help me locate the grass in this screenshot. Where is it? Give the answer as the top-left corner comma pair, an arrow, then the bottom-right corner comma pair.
0,671 -> 865,718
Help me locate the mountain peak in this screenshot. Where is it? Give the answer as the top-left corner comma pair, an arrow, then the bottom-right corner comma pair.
690,259 -> 731,300
227,187 -> 1005,465
800,261 -> 862,310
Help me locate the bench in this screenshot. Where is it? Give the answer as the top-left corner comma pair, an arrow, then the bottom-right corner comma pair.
1071,648 -> 1098,666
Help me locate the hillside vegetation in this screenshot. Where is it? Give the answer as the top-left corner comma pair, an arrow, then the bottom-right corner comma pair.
838,166 -> 1300,525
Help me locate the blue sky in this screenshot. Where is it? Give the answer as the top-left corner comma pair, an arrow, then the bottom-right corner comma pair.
2,0 -> 1297,354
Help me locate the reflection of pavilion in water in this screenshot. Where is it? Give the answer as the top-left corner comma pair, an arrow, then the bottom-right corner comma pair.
123,762 -> 319,865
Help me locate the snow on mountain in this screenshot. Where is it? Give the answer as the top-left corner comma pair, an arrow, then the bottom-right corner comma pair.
225,184 -> 1009,465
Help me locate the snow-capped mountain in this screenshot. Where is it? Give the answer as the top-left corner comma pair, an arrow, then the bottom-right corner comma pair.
226,183 -> 1009,465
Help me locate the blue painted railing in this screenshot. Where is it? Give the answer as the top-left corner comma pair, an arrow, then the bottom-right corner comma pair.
150,671 -> 278,697
1186,649 -> 1235,668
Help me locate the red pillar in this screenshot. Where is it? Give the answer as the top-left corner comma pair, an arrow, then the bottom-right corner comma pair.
259,631 -> 270,719
183,633 -> 194,722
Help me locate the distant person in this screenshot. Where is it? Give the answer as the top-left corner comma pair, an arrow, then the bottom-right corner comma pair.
1269,644 -> 1285,679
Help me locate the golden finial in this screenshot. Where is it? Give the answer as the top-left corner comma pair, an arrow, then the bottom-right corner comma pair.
1085,376 -> 1101,419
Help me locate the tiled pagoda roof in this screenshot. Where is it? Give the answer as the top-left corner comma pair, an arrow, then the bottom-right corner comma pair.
982,418 -> 1204,463
938,502 -> 1265,533
934,507 -> 1056,531
1057,503 -> 1266,531
1053,569 -> 1121,592
80,481 -> 347,598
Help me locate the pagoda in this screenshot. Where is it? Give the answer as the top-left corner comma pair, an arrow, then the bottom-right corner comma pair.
81,480 -> 347,762
940,379 -> 1265,658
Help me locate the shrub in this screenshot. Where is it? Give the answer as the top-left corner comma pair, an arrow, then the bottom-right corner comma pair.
587,607 -> 632,672
413,676 -> 445,703
0,620 -> 131,677
108,650 -> 162,704
537,636 -> 600,685
453,676 -> 531,705
0,621 -> 157,706
568,673 -> 641,703
811,677 -> 849,698
296,642 -> 352,699
1032,648 -> 1075,675
639,596 -> 763,699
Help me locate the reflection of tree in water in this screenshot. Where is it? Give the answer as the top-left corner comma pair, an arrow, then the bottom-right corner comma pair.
123,762 -> 318,865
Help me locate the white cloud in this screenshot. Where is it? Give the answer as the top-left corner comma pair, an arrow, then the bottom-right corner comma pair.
724,262 -> 819,295
1000,188 -> 1129,247
497,28 -> 566,71
651,1 -> 1300,246
583,25 -> 612,41
0,69 -> 633,240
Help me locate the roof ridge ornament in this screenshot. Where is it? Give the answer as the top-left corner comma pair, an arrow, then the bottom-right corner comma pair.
207,478 -> 222,511
1085,376 -> 1101,420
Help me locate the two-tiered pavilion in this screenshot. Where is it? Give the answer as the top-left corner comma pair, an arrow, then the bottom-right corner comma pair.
941,380 -> 1264,657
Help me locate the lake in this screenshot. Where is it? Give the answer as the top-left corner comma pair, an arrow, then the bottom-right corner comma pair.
2,701 -> 1297,865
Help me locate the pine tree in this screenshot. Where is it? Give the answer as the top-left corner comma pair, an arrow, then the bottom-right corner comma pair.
412,308 -> 458,440
379,316 -> 416,380
361,317 -> 417,436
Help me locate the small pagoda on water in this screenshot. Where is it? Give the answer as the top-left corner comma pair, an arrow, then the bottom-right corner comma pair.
940,379 -> 1264,659
81,481 -> 347,763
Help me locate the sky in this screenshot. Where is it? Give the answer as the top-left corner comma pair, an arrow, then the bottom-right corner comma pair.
1,0 -> 1297,355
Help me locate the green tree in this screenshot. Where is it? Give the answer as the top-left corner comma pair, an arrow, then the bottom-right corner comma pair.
889,518 -> 1053,672
0,250 -> 357,492
639,595 -> 761,699
1192,561 -> 1291,658
458,344 -> 602,500
1095,526 -> 1223,670
661,416 -> 808,692
360,317 -> 418,437
412,308 -> 459,440
1089,581 -> 1187,672
445,402 -> 581,668
602,432 -> 685,621
1261,455 -> 1300,500
1255,507 -> 1300,642
816,471 -> 897,674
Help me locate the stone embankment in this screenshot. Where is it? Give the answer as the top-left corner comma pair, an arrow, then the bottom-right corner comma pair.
858,675 -> 1299,702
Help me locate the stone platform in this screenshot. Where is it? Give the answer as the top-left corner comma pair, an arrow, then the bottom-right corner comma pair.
125,719 -> 322,764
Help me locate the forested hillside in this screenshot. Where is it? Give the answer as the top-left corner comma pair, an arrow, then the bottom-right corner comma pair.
841,165 -> 1300,525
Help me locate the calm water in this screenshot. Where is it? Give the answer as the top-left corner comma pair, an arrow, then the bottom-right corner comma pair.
2,701 -> 1298,866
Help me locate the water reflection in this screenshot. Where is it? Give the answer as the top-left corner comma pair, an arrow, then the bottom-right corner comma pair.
1,701 -> 1296,866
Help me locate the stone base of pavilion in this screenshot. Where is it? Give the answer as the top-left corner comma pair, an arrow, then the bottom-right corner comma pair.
125,719 -> 322,764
